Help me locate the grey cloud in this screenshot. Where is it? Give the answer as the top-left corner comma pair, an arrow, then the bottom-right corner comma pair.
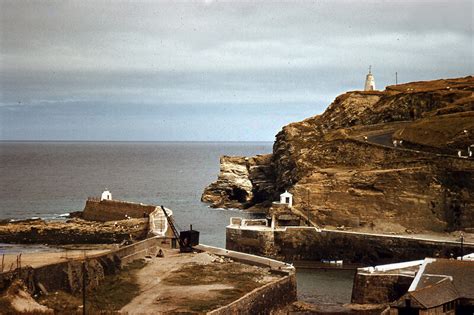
0,0 -> 472,140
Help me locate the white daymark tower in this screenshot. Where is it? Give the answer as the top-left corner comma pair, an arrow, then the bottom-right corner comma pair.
101,189 -> 112,201
364,66 -> 375,91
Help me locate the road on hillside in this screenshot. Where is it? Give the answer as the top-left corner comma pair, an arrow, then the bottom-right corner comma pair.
366,132 -> 395,147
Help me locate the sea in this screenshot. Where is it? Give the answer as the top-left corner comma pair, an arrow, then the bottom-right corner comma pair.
0,141 -> 354,304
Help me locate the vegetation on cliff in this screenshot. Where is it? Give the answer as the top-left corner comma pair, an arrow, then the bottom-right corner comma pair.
202,76 -> 474,233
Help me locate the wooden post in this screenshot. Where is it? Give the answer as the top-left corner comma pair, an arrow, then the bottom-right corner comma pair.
82,261 -> 87,315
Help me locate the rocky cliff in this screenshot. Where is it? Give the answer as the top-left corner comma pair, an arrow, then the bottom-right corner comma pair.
202,76 -> 474,232
201,154 -> 275,209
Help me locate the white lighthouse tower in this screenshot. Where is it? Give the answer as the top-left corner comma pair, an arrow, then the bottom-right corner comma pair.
364,66 -> 375,91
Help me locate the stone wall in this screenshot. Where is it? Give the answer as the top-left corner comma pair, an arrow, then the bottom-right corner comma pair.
209,274 -> 296,315
196,244 -> 296,315
227,226 -> 474,264
0,237 -> 162,294
82,199 -> 157,222
351,273 -> 414,304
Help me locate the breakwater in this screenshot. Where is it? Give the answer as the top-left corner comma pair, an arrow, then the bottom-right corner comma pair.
226,221 -> 474,264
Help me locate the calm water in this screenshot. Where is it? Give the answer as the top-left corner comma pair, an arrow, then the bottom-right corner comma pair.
0,141 -> 354,303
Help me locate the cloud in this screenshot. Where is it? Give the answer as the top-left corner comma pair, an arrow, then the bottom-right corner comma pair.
0,0 -> 472,140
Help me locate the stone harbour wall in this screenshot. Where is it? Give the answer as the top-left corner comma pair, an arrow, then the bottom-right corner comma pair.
82,199 -> 157,222
197,244 -> 296,315
351,273 -> 414,304
227,226 -> 474,265
209,273 -> 297,315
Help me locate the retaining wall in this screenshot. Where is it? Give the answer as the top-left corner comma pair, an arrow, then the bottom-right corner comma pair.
227,226 -> 474,264
0,237 -> 163,294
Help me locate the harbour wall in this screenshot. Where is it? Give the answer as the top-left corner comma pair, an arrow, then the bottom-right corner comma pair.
196,244 -> 297,315
209,274 -> 296,315
82,199 -> 157,222
226,225 -> 474,264
351,273 -> 414,304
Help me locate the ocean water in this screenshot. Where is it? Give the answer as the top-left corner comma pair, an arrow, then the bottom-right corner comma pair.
0,141 -> 354,304
0,141 -> 272,245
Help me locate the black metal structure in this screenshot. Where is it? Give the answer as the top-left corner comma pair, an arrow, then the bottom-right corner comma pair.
160,206 -> 198,252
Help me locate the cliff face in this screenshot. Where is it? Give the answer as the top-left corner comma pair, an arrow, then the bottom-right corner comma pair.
202,76 -> 474,232
201,154 -> 275,209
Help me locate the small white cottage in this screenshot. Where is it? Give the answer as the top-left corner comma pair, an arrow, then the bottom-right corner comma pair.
101,189 -> 112,201
280,191 -> 293,208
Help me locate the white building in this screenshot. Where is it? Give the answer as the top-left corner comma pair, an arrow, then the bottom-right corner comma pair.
279,191 -> 293,208
101,189 -> 112,201
364,66 -> 376,91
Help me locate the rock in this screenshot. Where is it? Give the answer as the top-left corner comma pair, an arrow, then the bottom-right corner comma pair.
202,154 -> 275,209
202,76 -> 474,233
2,280 -> 53,314
0,218 -> 149,244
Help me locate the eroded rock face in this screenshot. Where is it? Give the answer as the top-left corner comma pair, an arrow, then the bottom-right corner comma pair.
202,155 -> 275,209
202,76 -> 474,232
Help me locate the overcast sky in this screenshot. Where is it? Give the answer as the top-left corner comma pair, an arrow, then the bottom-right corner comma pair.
0,0 -> 472,141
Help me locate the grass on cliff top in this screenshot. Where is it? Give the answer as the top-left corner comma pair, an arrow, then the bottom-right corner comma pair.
386,76 -> 474,93
394,112 -> 474,149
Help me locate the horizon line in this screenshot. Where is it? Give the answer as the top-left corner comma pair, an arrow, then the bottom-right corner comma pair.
0,140 -> 274,143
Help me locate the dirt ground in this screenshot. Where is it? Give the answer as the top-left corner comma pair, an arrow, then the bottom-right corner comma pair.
120,249 -> 282,314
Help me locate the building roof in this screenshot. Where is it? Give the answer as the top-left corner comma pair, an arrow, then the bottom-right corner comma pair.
409,278 -> 459,308
393,278 -> 459,308
420,258 -> 474,299
280,190 -> 292,197
393,258 -> 474,309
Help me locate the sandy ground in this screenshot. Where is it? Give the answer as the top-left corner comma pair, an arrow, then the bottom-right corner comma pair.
1,248 -> 113,271
120,249 -> 281,314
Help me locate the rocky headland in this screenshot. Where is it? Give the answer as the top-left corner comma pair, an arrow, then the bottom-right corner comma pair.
202,76 -> 474,233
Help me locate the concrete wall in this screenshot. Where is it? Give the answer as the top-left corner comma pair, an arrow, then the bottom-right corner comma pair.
227,226 -> 474,265
82,199 -> 157,222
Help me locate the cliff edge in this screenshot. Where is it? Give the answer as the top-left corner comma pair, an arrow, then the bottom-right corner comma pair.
202,76 -> 474,233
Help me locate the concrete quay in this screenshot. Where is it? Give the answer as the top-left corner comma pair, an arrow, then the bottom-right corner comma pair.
226,218 -> 474,264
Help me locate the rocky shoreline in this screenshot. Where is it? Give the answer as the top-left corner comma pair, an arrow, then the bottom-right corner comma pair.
0,217 -> 149,245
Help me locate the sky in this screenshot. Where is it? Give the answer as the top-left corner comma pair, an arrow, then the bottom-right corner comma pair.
0,0 -> 472,141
